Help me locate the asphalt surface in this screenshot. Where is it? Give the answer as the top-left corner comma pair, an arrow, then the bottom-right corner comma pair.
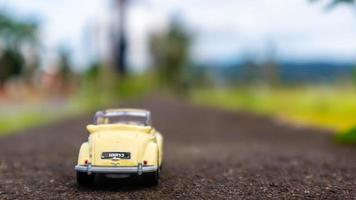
0,96 -> 355,199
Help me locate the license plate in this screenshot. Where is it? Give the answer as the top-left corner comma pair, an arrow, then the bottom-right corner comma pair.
101,152 -> 130,159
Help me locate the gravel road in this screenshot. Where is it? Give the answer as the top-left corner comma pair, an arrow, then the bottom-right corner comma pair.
0,96 -> 355,199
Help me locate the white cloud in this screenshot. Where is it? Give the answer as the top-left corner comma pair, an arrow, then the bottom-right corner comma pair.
163,0 -> 356,62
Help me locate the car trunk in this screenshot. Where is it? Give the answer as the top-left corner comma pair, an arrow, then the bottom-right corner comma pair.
90,131 -> 145,167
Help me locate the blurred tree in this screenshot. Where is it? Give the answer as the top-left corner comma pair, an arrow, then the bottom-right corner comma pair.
310,0 -> 355,9
149,19 -> 191,93
112,0 -> 128,76
0,13 -> 38,48
58,48 -> 73,89
191,64 -> 214,88
0,12 -> 39,91
352,66 -> 356,86
311,0 -> 356,86
85,62 -> 100,80
242,60 -> 260,84
264,62 -> 280,86
264,41 -> 280,86
0,48 -> 24,90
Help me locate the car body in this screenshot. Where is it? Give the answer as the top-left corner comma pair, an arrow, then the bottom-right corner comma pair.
74,109 -> 163,186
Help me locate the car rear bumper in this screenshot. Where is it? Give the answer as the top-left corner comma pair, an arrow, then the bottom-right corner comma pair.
74,164 -> 157,175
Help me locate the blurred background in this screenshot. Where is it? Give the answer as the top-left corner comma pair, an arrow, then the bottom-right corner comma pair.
0,0 -> 355,143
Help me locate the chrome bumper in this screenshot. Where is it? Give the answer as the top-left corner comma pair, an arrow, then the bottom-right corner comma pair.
74,164 -> 157,175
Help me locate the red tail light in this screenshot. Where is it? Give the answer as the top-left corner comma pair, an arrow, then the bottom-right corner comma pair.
143,160 -> 147,165
84,160 -> 88,165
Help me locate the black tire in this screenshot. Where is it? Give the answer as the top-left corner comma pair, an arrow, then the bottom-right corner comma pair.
143,169 -> 159,186
76,172 -> 95,186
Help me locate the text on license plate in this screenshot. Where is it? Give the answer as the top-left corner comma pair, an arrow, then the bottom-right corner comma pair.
101,152 -> 130,159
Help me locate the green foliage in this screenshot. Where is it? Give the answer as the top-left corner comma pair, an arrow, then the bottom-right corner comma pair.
58,47 -> 73,81
310,0 -> 355,9
327,0 -> 355,4
0,12 -> 38,48
149,19 -> 191,93
0,11 -> 39,87
115,75 -> 155,99
335,127 -> 356,144
352,66 -> 356,86
310,0 -> 355,3
85,62 -> 100,80
241,61 -> 260,84
76,63 -> 154,113
0,48 -> 24,85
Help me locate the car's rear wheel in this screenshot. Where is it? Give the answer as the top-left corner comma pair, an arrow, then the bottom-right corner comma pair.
76,172 -> 95,186
143,169 -> 159,186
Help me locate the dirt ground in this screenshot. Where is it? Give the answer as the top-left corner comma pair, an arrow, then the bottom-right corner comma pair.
0,96 -> 355,199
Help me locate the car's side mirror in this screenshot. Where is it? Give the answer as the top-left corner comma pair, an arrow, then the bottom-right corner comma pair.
86,125 -> 99,134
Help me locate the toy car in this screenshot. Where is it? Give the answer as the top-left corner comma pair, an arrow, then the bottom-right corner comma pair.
74,109 -> 163,186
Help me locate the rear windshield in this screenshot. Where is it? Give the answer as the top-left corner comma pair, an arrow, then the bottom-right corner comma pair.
94,111 -> 150,126
97,115 -> 147,126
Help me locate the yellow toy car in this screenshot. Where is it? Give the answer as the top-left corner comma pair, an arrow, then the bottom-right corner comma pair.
74,109 -> 163,186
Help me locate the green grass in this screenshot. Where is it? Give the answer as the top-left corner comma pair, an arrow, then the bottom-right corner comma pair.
191,86 -> 356,143
0,106 -> 70,136
335,127 -> 356,144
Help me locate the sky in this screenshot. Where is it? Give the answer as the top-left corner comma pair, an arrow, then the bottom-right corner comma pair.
1,0 -> 356,72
